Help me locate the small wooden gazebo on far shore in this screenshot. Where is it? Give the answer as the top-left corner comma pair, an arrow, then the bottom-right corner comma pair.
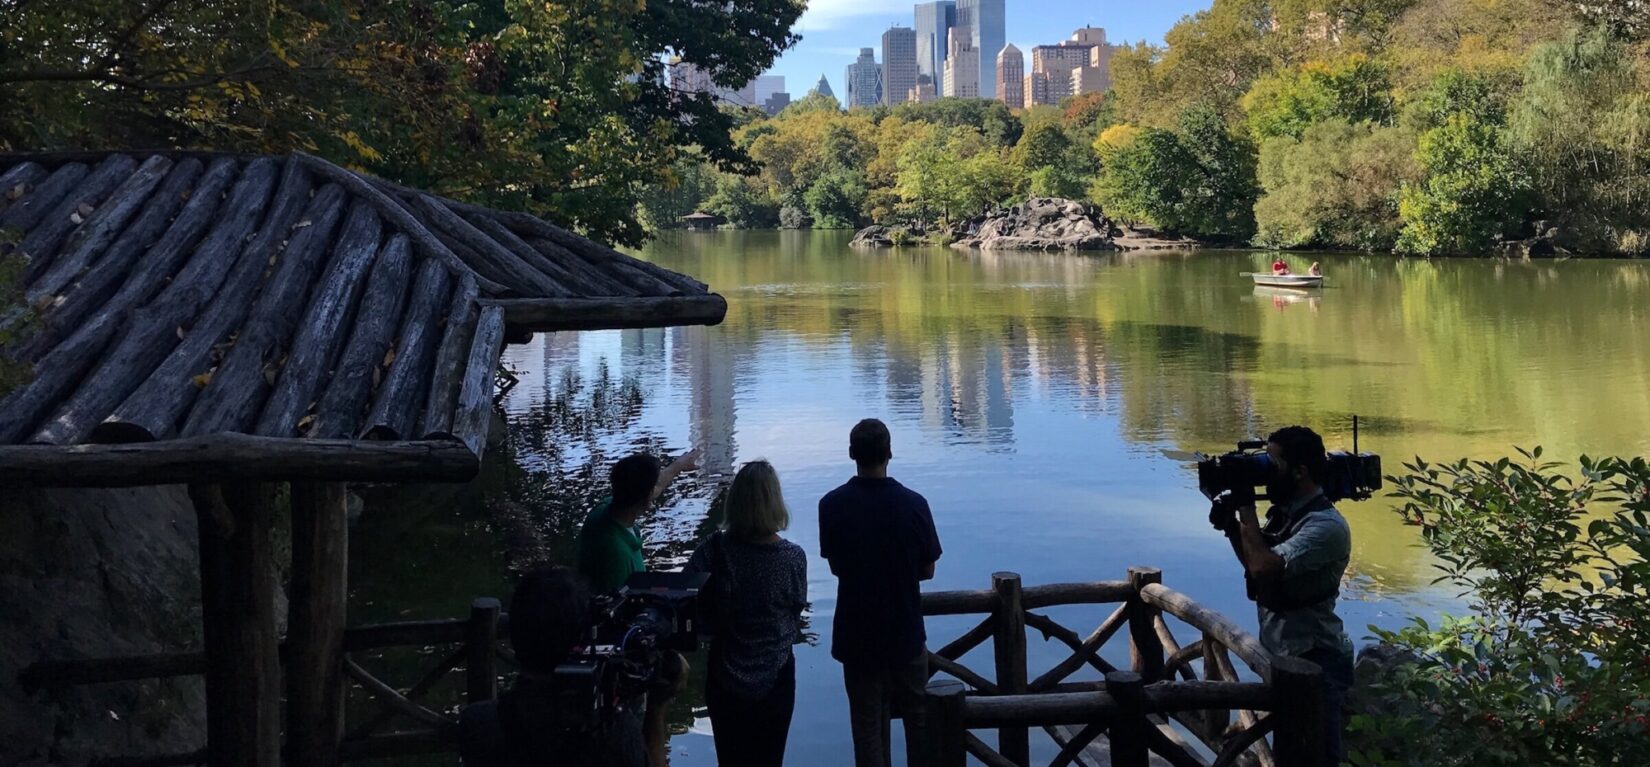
0,149 -> 726,765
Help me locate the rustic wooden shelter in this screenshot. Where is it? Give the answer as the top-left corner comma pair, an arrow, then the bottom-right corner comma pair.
680,211 -> 723,230
0,150 -> 726,765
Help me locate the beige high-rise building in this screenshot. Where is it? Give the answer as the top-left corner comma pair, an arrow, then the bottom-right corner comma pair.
910,74 -> 938,103
996,44 -> 1024,109
944,27 -> 979,100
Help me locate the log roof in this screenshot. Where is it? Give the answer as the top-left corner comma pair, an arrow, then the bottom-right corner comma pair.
0,151 -> 726,486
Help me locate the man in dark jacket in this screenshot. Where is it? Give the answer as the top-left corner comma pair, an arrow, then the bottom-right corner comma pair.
819,419 -> 943,767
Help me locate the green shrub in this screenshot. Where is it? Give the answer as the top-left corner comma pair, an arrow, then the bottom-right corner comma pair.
1350,450 -> 1650,767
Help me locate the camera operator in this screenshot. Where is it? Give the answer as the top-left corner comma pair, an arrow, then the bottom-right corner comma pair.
461,567 -> 648,767
1221,426 -> 1355,764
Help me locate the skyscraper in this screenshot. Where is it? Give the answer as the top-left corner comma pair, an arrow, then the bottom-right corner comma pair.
882,27 -> 918,106
944,28 -> 979,100
914,1 -> 957,97
996,44 -> 1024,109
810,73 -> 837,104
1027,29 -> 1104,106
753,75 -> 785,105
844,48 -> 882,109
955,0 -> 1004,99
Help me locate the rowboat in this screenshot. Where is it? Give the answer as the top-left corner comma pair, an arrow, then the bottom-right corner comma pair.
1243,272 -> 1324,289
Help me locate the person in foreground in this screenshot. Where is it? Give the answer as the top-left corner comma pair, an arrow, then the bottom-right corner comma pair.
460,567 -> 646,767
575,449 -> 698,767
819,419 -> 943,767
684,460 -> 808,767
1225,425 -> 1354,764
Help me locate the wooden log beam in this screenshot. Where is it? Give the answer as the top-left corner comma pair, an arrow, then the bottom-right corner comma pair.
0,161 -> 48,216
191,482 -> 281,767
1211,646 -> 1275,767
457,211 -> 581,296
32,158 -> 281,445
255,202 -> 383,437
17,159 -> 204,361
19,154 -> 139,285
411,193 -> 562,296
483,295 -> 727,332
0,161 -> 89,233
1022,581 -> 1135,609
290,152 -> 508,294
0,434 -> 478,487
522,237 -> 639,297
288,482 -> 351,767
927,653 -> 999,695
962,732 -> 1021,767
1146,715 -> 1214,767
343,657 -> 458,734
1268,656 -> 1325,767
308,235 -> 414,439
0,159 -> 237,442
29,155 -> 173,299
466,598 -> 501,703
991,572 -> 1030,765
959,682 -> 1273,729
440,306 -> 505,458
361,258 -> 451,439
182,179 -> 351,438
1139,584 -> 1273,680
925,680 -> 968,767
96,163 -> 320,442
1128,567 -> 1166,682
344,647 -> 466,741
1048,721 -> 1105,767
485,206 -> 709,294
418,276 -> 479,437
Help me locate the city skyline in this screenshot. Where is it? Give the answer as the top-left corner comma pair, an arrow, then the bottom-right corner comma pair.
766,0 -> 1207,101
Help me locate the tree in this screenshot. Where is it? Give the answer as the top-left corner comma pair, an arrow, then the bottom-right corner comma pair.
1254,120 -> 1419,249
634,154 -> 716,233
703,174 -> 778,229
1242,55 -> 1395,141
804,169 -> 868,229
1092,128 -> 1201,228
0,0 -> 803,245
887,98 -> 1023,147
1396,112 -> 1530,254
1013,121 -> 1074,172
1176,103 -> 1259,240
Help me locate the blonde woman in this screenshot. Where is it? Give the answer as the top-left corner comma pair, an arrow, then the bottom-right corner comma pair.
684,460 -> 808,767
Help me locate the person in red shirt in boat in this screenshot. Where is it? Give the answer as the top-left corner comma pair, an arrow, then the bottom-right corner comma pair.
1272,258 -> 1290,276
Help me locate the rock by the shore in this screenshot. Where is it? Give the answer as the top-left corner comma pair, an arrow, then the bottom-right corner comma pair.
849,224 -> 898,248
953,198 -> 1121,251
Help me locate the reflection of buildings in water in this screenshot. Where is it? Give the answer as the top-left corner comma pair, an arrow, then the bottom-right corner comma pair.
673,325 -> 739,478
619,328 -> 669,394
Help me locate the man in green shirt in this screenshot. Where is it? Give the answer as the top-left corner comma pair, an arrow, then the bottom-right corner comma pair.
577,449 -> 701,592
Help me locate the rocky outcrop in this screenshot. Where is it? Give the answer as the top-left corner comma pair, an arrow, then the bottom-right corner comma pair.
849,224 -> 899,248
1,488 -> 207,765
1498,221 -> 1572,259
953,198 -> 1121,251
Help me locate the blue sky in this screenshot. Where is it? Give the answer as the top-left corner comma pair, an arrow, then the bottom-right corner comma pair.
766,0 -> 1212,97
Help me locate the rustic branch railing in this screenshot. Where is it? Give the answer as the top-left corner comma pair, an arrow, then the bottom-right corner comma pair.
918,568 -> 1324,767
25,567 -> 1322,767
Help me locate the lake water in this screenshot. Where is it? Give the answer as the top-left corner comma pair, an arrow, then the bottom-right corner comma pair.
350,230 -> 1650,765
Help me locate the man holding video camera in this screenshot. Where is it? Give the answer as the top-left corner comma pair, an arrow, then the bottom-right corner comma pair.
1217,425 -> 1355,765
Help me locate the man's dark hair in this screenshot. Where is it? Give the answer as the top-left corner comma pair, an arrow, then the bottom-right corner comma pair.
509,567 -> 590,673
1268,425 -> 1328,485
849,418 -> 892,465
610,453 -> 661,507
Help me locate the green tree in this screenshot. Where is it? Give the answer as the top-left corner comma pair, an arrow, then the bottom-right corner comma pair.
1092,128 -> 1200,228
1254,120 -> 1419,249
887,98 -> 1024,147
804,169 -> 868,229
1397,112 -> 1530,255
1242,55 -> 1395,141
0,0 -> 803,245
704,174 -> 778,229
635,155 -> 716,233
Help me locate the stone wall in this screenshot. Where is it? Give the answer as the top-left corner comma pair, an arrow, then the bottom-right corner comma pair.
0,487 -> 206,765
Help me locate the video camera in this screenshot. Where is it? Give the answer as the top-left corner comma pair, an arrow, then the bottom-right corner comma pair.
553,571 -> 707,712
1197,422 -> 1381,534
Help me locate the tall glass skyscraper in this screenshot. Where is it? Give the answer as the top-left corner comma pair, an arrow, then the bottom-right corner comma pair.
914,1 -> 956,97
955,0 -> 1005,99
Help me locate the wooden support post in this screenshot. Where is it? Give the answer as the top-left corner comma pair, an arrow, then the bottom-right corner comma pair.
467,598 -> 501,702
190,483 -> 280,767
1127,567 -> 1165,682
1105,671 -> 1150,767
925,679 -> 967,767
287,482 -> 350,767
991,572 -> 1029,766
1201,631 -> 1230,745
1270,656 -> 1327,767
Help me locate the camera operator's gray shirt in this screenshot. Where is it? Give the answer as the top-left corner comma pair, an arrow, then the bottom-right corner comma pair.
1257,497 -> 1355,663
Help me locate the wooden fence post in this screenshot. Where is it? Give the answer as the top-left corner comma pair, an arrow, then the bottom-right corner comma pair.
467,598 -> 501,703
190,482 -> 280,767
1105,670 -> 1150,767
1270,655 -> 1326,767
925,679 -> 967,767
1127,567 -> 1164,682
288,482 -> 350,767
1201,630 -> 1230,744
991,572 -> 1029,766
